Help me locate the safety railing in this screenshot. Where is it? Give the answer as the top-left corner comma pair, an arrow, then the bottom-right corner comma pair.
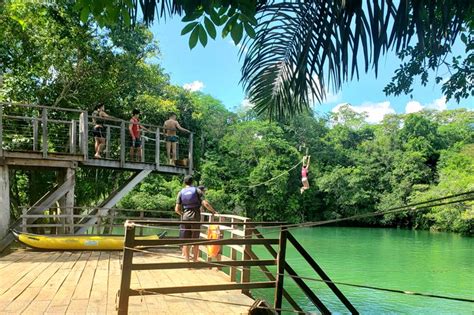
0,103 -> 194,172
117,219 -> 358,315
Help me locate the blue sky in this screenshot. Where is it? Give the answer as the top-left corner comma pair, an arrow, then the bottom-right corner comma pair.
151,17 -> 473,122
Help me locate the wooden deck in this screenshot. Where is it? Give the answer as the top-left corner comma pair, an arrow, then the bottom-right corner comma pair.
0,249 -> 255,314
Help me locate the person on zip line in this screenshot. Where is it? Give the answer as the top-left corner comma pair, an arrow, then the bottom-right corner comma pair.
300,155 -> 311,194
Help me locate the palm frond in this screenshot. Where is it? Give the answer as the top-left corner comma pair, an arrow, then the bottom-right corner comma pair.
241,0 -> 470,121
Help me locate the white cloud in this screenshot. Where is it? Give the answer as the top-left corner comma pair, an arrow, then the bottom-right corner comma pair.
240,99 -> 254,109
429,96 -> 447,111
405,96 -> 447,113
183,80 -> 205,92
323,90 -> 342,104
405,100 -> 424,114
332,101 -> 396,123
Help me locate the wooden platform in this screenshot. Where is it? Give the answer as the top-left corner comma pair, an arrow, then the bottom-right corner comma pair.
0,249 -> 255,314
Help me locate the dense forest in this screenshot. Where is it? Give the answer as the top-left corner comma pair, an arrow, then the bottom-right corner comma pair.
1,3 -> 473,235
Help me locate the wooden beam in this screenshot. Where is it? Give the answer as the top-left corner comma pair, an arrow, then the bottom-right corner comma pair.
120,121 -> 125,167
132,238 -> 279,247
287,232 -> 358,314
0,165 -> 10,239
32,119 -> 38,151
188,132 -> 193,174
25,176 -> 75,223
41,108 -> 48,158
247,249 -> 303,313
131,259 -> 276,270
254,228 -> 330,314
155,127 -> 160,167
0,104 -> 4,157
118,223 -> 135,315
128,281 -> 276,296
105,125 -> 111,159
241,218 -> 252,295
75,170 -> 151,234
4,157 -> 77,169
274,228 -> 287,313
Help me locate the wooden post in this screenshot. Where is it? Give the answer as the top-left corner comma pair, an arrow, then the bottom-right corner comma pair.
33,119 -> 38,151
105,126 -> 111,159
108,209 -> 115,234
41,108 -> 48,158
0,104 -> 3,157
0,165 -> 9,239
188,132 -> 194,174
22,208 -> 27,233
230,218 -> 237,282
141,136 -> 145,163
241,218 -> 252,295
120,121 -> 125,167
274,228 -> 288,314
81,112 -> 88,160
155,128 -> 160,168
70,120 -> 77,154
118,221 -> 135,315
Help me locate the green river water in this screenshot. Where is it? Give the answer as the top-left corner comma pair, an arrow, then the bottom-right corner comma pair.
250,227 -> 473,314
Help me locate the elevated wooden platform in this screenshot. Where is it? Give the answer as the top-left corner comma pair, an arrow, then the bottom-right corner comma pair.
0,249 -> 255,314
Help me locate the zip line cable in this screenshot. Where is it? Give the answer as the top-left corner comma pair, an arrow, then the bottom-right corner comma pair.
238,159 -> 304,188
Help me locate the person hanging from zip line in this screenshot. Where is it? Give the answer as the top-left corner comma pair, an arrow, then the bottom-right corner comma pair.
128,109 -> 150,162
300,155 -> 311,194
175,175 -> 217,262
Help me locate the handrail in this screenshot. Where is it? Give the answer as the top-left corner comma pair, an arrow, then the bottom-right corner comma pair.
254,227 -> 358,314
117,218 -> 272,315
0,102 -> 195,170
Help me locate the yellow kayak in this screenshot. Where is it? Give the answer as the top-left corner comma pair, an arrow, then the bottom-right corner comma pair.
12,230 -> 166,251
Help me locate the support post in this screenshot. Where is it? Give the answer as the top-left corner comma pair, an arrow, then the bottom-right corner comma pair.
0,165 -> 10,239
81,111 -> 88,159
105,126 -> 111,159
70,120 -> 77,154
241,218 -> 252,295
155,128 -> 160,168
118,221 -> 135,315
188,132 -> 194,174
230,218 -> 237,282
33,119 -> 39,151
0,104 -> 3,157
141,136 -> 145,163
22,207 -> 27,233
58,168 -> 75,234
120,121 -> 125,167
274,228 -> 288,314
41,108 -> 48,158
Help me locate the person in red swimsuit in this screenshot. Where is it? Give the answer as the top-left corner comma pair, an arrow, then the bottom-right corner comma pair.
300,155 -> 311,194
129,109 -> 149,162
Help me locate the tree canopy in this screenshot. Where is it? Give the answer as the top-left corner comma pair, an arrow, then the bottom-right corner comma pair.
69,0 -> 474,120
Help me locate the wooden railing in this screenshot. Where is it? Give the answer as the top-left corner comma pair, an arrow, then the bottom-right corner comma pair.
0,103 -> 193,171
117,219 -> 358,315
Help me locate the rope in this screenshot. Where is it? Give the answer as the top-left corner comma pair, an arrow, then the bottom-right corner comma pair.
238,159 -> 303,188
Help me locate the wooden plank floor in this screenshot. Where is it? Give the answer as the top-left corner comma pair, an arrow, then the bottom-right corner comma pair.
0,249 -> 255,314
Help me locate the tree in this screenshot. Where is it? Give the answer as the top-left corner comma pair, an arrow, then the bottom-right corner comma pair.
70,0 -> 473,120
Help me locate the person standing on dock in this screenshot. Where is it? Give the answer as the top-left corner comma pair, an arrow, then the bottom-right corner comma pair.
163,112 -> 190,165
175,175 -> 217,262
129,109 -> 149,162
92,103 -> 110,159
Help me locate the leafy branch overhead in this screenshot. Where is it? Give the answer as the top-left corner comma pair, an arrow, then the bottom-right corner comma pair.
73,0 -> 472,120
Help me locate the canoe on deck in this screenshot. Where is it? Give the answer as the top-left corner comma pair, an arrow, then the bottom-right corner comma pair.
12,230 -> 166,251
